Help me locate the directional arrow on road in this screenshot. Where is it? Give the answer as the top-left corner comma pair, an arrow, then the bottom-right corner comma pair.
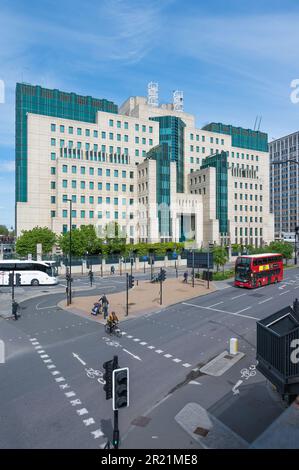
72,352 -> 87,366
232,379 -> 243,396
122,348 -> 142,361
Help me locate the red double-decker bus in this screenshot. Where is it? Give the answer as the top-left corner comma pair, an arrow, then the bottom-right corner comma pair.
234,253 -> 284,288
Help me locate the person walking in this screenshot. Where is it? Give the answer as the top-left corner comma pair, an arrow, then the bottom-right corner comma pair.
99,293 -> 109,319
110,265 -> 115,275
12,300 -> 20,320
88,269 -> 94,287
183,271 -> 188,284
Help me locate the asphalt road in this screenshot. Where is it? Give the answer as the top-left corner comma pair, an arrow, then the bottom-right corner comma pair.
0,268 -> 299,449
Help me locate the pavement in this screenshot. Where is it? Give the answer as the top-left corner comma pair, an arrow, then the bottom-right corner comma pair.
59,277 -> 215,323
1,267 -> 299,448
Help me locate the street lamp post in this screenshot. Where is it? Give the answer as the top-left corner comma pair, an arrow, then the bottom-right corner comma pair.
295,226 -> 299,265
67,199 -> 73,304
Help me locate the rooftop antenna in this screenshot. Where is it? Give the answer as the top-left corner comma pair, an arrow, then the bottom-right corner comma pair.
147,82 -> 159,107
173,90 -> 184,112
253,116 -> 258,131
257,115 -> 262,131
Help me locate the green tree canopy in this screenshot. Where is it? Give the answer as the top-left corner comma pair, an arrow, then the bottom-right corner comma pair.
268,241 -> 293,263
213,245 -> 229,272
16,227 -> 57,256
0,225 -> 9,236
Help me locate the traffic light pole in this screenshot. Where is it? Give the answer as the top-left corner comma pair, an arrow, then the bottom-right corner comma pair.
160,268 -> 162,305
207,245 -> 210,290
192,249 -> 195,288
11,270 -> 15,303
112,355 -> 119,449
126,273 -> 129,317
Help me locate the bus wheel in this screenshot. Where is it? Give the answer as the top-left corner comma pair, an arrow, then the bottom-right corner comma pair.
31,279 -> 39,286
258,281 -> 262,287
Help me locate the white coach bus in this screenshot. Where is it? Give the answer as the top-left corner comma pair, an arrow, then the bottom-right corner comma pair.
0,260 -> 58,286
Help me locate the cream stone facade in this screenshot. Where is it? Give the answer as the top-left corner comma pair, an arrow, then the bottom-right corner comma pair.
16,85 -> 274,248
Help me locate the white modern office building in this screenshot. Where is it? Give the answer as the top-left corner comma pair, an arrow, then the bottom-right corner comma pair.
16,83 -> 274,247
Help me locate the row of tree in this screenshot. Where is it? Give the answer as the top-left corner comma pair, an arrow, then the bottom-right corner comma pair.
14,225 -> 294,268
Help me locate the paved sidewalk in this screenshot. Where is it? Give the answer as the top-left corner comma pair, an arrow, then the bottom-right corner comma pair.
59,278 -> 216,323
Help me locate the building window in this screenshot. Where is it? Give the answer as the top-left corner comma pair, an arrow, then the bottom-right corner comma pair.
89,181 -> 94,190
109,132 -> 113,140
80,181 -> 85,189
72,165 -> 77,174
114,183 -> 118,191
98,168 -> 102,176
89,167 -> 94,175
63,210 -> 68,218
98,196 -> 102,204
122,170 -> 126,178
94,130 -> 98,138
77,128 -> 82,136
51,211 -> 56,218
109,119 -> 114,127
81,210 -> 85,218
98,211 -> 102,219
51,167 -> 56,175
51,181 -> 56,189
51,123 -> 56,132
81,196 -> 85,204
51,138 -> 56,146
80,166 -> 85,175
51,196 -> 56,204
106,183 -> 111,191
102,131 -> 106,139
122,184 -> 126,192
149,126 -> 153,133
60,125 -> 64,133
85,129 -> 90,137
124,122 -> 128,129
72,180 -> 77,189
69,127 -> 73,134
106,197 -> 110,204
89,196 -> 94,204
98,182 -> 102,190
51,152 -> 56,160
124,135 -> 129,142
106,169 -> 110,177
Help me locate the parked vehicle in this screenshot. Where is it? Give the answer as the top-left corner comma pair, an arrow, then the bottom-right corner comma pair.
0,260 -> 58,286
234,253 -> 283,288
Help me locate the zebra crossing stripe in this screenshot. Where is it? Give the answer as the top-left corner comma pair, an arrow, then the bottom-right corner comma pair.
182,363 -> 191,368
91,429 -> 104,439
164,354 -> 172,358
83,418 -> 95,426
77,408 -> 88,416
65,391 -> 76,398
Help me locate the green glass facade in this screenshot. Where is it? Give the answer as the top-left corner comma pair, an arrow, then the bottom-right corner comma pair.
202,122 -> 268,152
201,151 -> 229,234
147,143 -> 171,236
149,115 -> 185,193
15,83 -> 118,203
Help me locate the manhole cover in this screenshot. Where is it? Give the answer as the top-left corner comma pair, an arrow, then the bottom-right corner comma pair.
194,426 -> 209,437
131,416 -> 151,427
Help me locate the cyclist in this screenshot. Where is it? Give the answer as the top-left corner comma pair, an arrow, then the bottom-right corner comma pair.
107,311 -> 119,334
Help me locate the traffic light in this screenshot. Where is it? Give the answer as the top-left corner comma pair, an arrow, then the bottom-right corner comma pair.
8,272 -> 14,287
128,274 -> 134,289
103,359 -> 114,400
16,273 -> 21,286
160,269 -> 166,282
112,367 -> 129,410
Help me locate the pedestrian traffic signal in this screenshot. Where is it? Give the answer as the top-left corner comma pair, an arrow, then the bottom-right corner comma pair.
16,273 -> 21,286
8,272 -> 14,287
103,359 -> 114,400
160,268 -> 166,282
112,367 -> 129,410
128,274 -> 134,289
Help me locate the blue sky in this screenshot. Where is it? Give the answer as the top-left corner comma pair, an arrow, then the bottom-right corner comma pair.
1,0 -> 299,228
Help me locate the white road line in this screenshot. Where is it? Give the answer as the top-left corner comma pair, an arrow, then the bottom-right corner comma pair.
182,363 -> 191,368
35,346 -> 42,350
173,358 -> 182,363
91,429 -> 104,439
40,354 -> 49,359
65,391 -> 76,398
127,335 -> 133,339
29,338 -> 37,341
70,399 -> 82,406
47,364 -> 56,369
279,290 -> 290,295
55,377 -> 65,383
148,346 -> 155,349
83,418 -> 95,426
208,301 -> 224,307
155,349 -> 163,354
77,408 -> 88,416
140,342 -> 147,345
258,297 -> 273,304
164,354 -> 172,358
231,293 -> 246,300
182,302 -> 259,320
37,350 -> 45,354
59,384 -> 70,390
133,338 -> 140,342
32,342 -> 39,346
51,371 -> 60,376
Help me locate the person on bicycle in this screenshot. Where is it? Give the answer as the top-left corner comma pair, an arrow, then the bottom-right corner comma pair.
107,311 -> 119,333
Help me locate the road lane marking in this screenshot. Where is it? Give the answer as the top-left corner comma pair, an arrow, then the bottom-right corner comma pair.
55,377 -> 65,383
258,297 -> 273,304
182,302 -> 259,320
77,408 -> 88,416
70,399 -> 82,406
148,346 -> 155,349
91,429 -> 104,439
208,301 -> 224,307
83,418 -> 95,426
51,371 -> 60,376
140,342 -> 147,345
155,349 -> 163,354
279,290 -> 290,296
40,354 -> 49,359
231,294 -> 246,300
65,391 -> 76,398
182,363 -> 191,368
173,358 -> 182,363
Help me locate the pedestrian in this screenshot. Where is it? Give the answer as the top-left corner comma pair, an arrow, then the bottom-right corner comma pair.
111,265 -> 115,275
183,271 -> 188,284
88,269 -> 94,287
12,300 -> 20,320
99,293 -> 109,319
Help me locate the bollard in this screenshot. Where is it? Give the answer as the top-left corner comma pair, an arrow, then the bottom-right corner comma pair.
229,338 -> 238,355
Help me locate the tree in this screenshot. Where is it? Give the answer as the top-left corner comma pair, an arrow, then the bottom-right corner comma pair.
213,246 -> 229,272
0,225 -> 9,236
58,225 -> 101,257
16,227 -> 57,256
268,241 -> 293,264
